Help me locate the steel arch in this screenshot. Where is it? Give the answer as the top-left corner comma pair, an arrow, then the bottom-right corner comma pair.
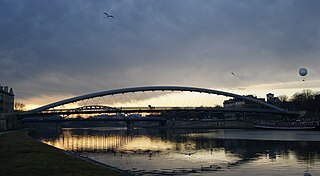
25,86 -> 286,114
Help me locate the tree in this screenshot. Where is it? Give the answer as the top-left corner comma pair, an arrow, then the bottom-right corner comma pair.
14,102 -> 26,111
290,89 -> 317,111
278,95 -> 288,102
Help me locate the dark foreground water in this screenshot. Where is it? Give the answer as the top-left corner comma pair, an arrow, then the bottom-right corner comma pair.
31,128 -> 320,176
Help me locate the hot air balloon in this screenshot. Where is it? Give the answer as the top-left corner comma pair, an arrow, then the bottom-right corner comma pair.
299,68 -> 307,76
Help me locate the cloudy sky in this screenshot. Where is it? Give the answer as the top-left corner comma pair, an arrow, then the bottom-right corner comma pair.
1,0 -> 320,108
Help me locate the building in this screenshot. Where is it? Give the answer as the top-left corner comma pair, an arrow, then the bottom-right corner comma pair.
0,84 -> 17,131
0,85 -> 14,113
266,93 -> 280,104
223,95 -> 276,121
223,98 -> 245,109
223,95 -> 265,109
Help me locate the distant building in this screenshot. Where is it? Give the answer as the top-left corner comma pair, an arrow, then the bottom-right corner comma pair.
223,95 -> 265,109
266,93 -> 280,104
0,85 -> 14,113
266,93 -> 274,102
223,98 -> 245,109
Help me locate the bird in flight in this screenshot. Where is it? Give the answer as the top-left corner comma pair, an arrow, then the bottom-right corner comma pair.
231,72 -> 241,79
103,12 -> 114,18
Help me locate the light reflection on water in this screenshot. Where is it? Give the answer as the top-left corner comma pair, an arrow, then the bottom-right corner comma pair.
32,128 -> 320,175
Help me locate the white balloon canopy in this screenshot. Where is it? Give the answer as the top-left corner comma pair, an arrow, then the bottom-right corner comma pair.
299,68 -> 307,77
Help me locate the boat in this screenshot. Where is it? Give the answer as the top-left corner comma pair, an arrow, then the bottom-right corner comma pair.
254,121 -> 320,130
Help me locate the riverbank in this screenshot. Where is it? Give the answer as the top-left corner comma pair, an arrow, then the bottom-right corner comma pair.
163,120 -> 255,129
0,130 -> 128,176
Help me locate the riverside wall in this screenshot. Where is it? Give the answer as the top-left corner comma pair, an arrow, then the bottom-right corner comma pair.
167,120 -> 255,129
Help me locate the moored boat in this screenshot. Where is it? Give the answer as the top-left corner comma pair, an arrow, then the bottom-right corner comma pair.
254,121 -> 320,130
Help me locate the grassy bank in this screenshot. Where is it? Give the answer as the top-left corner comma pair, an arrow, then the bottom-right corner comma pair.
0,131 -> 126,176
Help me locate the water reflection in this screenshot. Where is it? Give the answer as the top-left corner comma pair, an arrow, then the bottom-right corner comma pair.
31,128 -> 320,175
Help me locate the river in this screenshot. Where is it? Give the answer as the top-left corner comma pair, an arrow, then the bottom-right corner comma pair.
31,128 -> 320,175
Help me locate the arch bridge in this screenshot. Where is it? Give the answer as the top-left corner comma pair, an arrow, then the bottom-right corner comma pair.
20,86 -> 297,118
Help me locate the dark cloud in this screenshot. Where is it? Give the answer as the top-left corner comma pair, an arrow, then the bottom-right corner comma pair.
0,0 -> 320,103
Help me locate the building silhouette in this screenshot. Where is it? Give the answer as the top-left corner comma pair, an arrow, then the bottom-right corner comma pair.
0,84 -> 14,113
0,84 -> 16,131
223,95 -> 265,109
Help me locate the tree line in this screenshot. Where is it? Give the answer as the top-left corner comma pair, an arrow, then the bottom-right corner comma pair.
278,90 -> 320,112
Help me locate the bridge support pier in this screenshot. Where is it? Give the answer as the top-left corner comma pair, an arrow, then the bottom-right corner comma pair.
126,121 -> 134,130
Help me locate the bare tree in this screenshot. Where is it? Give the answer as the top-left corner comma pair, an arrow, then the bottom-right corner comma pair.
14,102 -> 26,111
278,95 -> 288,102
290,89 -> 317,111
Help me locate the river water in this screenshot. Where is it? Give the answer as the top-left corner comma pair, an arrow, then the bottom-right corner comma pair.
31,128 -> 320,175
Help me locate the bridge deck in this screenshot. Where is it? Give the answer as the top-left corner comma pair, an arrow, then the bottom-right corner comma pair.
19,106 -> 299,118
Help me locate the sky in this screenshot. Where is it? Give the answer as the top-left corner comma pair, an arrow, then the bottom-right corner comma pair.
0,0 -> 320,109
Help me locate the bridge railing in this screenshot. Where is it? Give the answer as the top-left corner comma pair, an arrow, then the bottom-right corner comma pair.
40,106 -> 282,114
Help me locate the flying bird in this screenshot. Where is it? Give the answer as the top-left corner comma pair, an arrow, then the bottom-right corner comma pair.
231,72 -> 242,79
103,12 -> 114,18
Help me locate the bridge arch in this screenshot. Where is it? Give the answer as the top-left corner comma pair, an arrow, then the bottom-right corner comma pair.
25,86 -> 286,114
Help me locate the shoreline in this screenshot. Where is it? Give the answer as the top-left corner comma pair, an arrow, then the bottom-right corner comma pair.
25,129 -> 132,176
0,129 -> 131,176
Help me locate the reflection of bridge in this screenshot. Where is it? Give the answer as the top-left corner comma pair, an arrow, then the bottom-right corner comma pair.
41,130 -> 133,152
19,86 -> 299,120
